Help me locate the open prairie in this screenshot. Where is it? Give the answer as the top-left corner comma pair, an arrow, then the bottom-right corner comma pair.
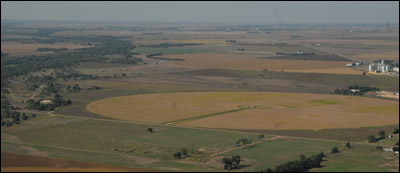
87,92 -> 399,130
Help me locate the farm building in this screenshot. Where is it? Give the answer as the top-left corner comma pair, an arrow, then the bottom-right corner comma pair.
350,89 -> 360,93
40,100 -> 52,105
383,148 -> 393,152
368,64 -> 375,72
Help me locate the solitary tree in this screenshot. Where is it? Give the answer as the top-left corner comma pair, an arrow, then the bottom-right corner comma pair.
258,134 -> 265,141
147,128 -> 153,133
345,142 -> 351,148
379,130 -> 386,139
331,147 -> 339,154
173,152 -> 182,159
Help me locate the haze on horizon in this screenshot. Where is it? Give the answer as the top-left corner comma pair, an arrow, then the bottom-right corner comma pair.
1,1 -> 399,25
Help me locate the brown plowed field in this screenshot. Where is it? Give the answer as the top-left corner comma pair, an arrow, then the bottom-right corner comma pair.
159,53 -> 361,74
1,151 -> 153,172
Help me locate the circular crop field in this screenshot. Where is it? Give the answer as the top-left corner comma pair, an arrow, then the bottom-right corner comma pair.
87,92 -> 399,130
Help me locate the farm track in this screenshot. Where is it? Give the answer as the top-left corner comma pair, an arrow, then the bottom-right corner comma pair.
210,136 -> 281,156
162,107 -> 252,125
14,110 -> 396,148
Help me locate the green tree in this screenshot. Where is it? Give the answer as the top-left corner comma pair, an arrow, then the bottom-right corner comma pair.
345,142 -> 351,148
379,130 -> 386,138
147,128 -> 153,133
181,149 -> 187,157
393,128 -> 399,134
21,113 -> 28,120
376,146 -> 383,151
331,147 -> 339,153
367,135 -> 376,143
258,134 -> 265,141
232,155 -> 241,169
221,157 -> 233,170
173,152 -> 182,159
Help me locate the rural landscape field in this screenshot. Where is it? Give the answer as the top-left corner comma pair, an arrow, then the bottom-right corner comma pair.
1,1 -> 399,172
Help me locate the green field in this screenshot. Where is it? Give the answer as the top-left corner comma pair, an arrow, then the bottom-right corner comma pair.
133,47 -> 209,55
218,138 -> 397,172
313,144 -> 398,172
2,114 -> 398,172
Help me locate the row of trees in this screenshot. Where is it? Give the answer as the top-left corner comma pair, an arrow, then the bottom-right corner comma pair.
334,85 -> 380,95
367,129 -> 395,143
25,94 -> 71,111
261,153 -> 326,172
236,138 -> 252,146
1,108 -> 36,127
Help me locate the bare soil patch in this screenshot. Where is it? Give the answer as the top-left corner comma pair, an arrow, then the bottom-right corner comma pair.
1,151 -> 153,172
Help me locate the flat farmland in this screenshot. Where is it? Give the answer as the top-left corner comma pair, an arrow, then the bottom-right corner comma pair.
160,53 -> 362,74
1,41 -> 92,55
1,151 -> 153,172
351,51 -> 399,60
87,92 -> 399,130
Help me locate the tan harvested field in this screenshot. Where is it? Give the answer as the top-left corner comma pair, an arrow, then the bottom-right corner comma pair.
294,39 -> 399,46
1,42 -> 91,54
1,151 -> 153,172
351,51 -> 399,60
87,92 -> 399,130
161,53 -> 362,74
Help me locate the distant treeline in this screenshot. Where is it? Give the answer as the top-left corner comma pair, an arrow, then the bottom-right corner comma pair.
1,36 -> 142,88
334,85 -> 380,95
146,53 -> 185,61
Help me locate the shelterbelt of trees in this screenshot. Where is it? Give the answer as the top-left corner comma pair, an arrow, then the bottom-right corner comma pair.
1,34 -> 142,88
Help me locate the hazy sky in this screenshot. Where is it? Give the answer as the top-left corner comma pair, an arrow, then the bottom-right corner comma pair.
1,1 -> 399,24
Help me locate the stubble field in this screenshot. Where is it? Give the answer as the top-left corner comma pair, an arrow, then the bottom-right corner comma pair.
87,92 -> 399,130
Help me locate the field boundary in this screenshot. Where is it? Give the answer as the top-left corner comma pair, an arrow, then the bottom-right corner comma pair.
162,107 -> 252,125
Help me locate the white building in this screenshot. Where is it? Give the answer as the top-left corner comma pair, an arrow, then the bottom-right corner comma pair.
368,64 -> 375,72
393,67 -> 399,73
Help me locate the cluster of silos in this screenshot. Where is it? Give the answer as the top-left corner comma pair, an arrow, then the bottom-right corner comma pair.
368,60 -> 390,73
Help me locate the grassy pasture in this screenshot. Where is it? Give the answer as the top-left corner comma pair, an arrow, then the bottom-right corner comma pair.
217,138 -> 340,171
312,144 -> 398,172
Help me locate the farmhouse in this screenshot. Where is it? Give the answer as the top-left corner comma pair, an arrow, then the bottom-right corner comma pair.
350,89 -> 360,93
383,148 -> 393,152
40,100 -> 52,105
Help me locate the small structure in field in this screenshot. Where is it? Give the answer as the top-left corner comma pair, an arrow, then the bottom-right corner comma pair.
40,100 -> 52,105
383,148 -> 393,152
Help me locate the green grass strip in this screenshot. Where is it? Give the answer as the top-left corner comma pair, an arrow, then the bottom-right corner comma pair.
163,107 -> 251,125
